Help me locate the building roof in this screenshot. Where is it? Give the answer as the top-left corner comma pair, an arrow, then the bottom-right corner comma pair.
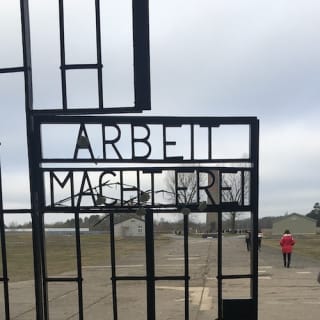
114,215 -> 145,225
274,213 -> 317,224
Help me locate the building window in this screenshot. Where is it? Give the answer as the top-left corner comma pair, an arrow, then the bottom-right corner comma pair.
138,225 -> 143,233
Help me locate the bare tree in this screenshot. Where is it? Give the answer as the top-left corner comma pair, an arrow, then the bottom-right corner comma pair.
221,170 -> 249,232
165,169 -> 249,229
165,170 -> 207,222
166,171 -> 198,204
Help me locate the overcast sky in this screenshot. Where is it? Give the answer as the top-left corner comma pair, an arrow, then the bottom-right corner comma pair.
0,0 -> 320,224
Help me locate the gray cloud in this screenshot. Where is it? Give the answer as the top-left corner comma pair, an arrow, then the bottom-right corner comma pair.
1,0 -> 320,223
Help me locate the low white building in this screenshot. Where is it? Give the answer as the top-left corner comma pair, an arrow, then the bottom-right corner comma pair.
114,217 -> 145,237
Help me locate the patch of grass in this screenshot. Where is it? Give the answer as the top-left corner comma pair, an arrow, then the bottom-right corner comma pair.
1,232 -> 173,282
2,232 -> 35,282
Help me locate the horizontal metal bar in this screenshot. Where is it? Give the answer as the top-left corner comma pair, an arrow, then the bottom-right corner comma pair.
32,107 -> 143,115
46,277 -> 82,282
0,67 -> 25,74
111,276 -> 189,281
217,274 -> 253,280
41,166 -> 252,172
154,276 -> 190,281
40,158 -> 252,164
43,206 -> 254,215
111,276 -> 147,281
61,64 -> 103,70
34,114 -> 258,125
0,277 -> 9,281
1,209 -> 31,214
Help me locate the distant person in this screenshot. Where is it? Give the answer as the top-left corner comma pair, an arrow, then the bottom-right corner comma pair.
280,229 -> 295,268
258,230 -> 263,251
245,231 -> 251,251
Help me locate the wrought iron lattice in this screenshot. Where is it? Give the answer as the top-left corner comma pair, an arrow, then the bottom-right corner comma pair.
0,1 -> 259,320
0,154 -> 10,320
0,0 -> 151,113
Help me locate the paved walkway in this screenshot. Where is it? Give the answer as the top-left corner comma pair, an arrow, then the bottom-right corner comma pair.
1,236 -> 319,319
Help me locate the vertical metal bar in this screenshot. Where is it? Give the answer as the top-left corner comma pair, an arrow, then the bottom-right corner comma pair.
34,156 -> 48,319
174,171 -> 179,205
75,212 -> 84,320
0,151 -> 10,319
132,0 -> 151,110
120,171 -> 124,206
95,0 -> 103,109
34,119 -> 49,320
250,120 -> 260,319
109,213 -> 118,320
20,1 -> 45,319
145,210 -> 155,320
217,151 -> 224,320
217,210 -> 223,320
241,170 -> 245,206
150,172 -> 155,207
183,213 -> 189,320
208,126 -> 212,160
58,0 -> 68,109
190,124 -> 194,161
39,214 -> 49,320
136,170 -> 141,203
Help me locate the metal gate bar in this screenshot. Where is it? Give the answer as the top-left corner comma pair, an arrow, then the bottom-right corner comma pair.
183,213 -> 190,320
0,155 -> 10,320
57,0 -> 67,109
43,212 -> 85,319
94,0 -> 104,109
109,211 -> 190,319
20,1 -> 46,318
75,212 -> 84,320
58,0 -> 104,110
0,0 -> 151,113
217,211 -> 223,320
145,210 -> 156,320
216,120 -> 259,320
250,121 -> 260,315
109,213 -> 118,320
0,2 -> 259,319
39,214 -> 49,320
217,212 -> 259,320
55,0 -> 150,113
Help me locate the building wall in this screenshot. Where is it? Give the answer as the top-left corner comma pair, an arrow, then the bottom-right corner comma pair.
206,213 -> 218,233
272,214 -> 316,235
114,218 -> 145,237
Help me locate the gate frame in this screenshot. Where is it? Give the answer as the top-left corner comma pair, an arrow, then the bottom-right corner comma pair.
0,1 -> 259,319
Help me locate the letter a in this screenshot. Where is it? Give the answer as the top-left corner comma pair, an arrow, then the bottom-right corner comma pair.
73,124 -> 95,160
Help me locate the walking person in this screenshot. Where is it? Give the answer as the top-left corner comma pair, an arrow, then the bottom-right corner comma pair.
258,229 -> 263,251
245,231 -> 251,251
280,229 -> 295,268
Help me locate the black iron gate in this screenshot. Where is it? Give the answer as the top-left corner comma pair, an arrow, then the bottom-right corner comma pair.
0,1 -> 259,319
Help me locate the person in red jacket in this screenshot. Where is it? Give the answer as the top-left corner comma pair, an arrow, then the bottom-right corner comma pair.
280,229 -> 296,268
